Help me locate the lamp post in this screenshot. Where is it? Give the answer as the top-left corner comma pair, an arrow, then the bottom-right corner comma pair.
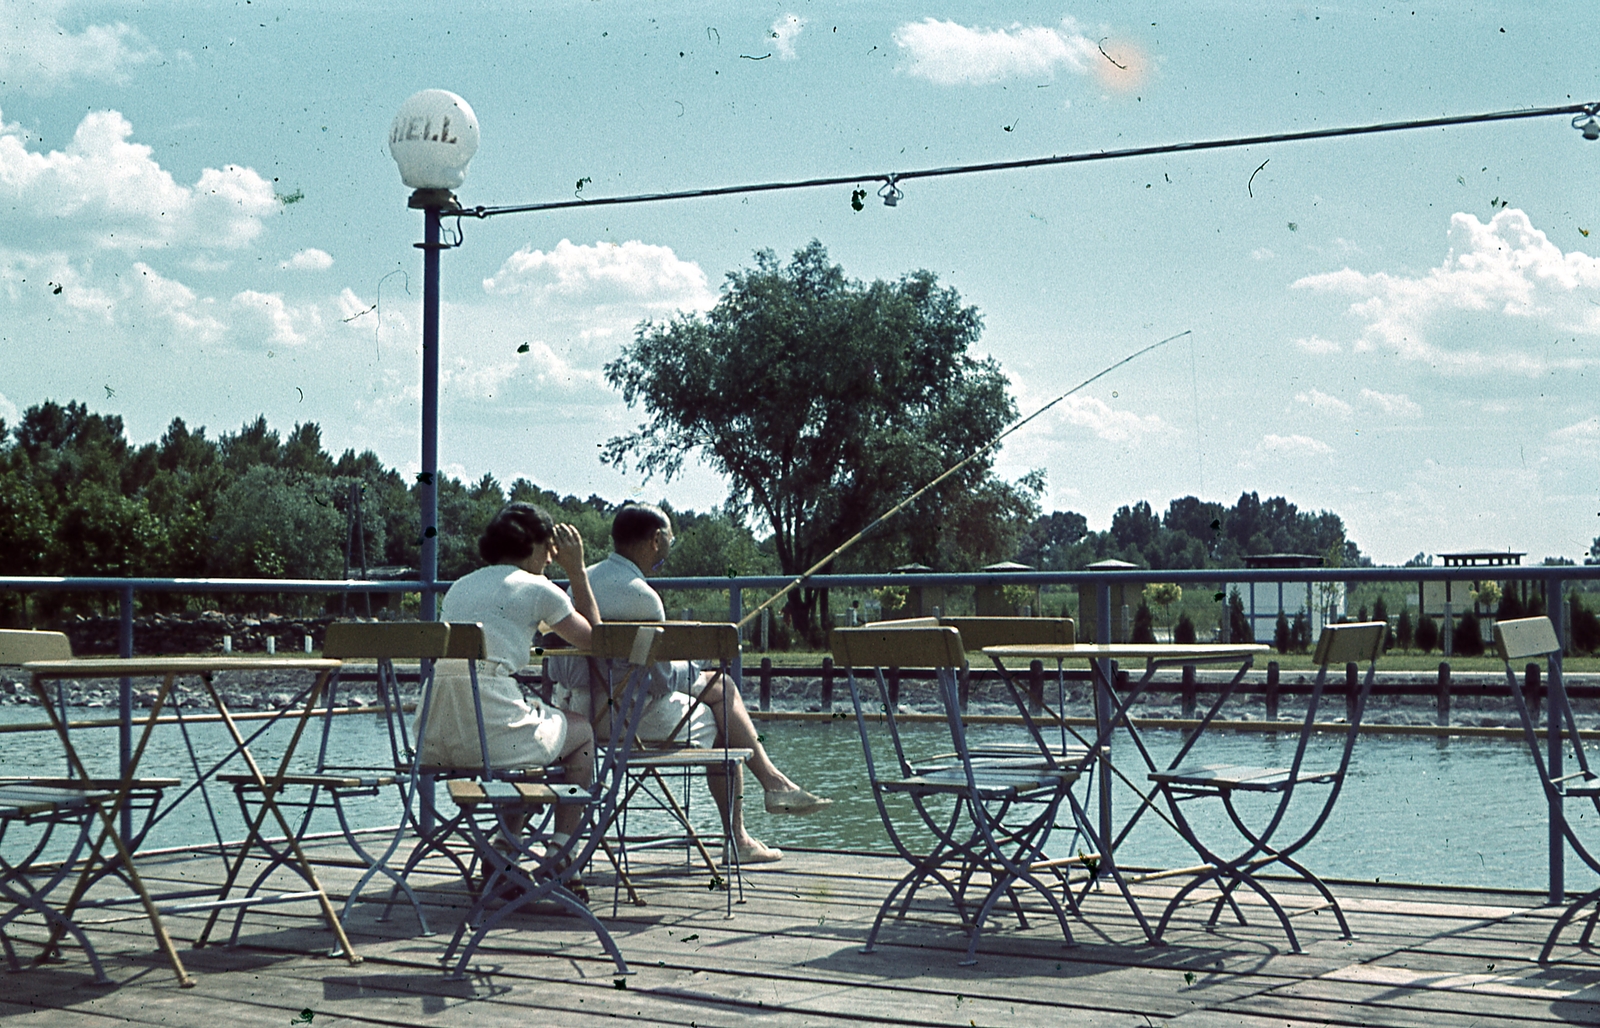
389,89 -> 479,619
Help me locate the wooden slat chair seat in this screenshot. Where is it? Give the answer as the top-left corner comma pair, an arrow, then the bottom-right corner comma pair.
439,625 -> 660,978
1495,616 -> 1600,960
219,620 -> 450,939
582,621 -> 754,913
832,624 -> 1080,966
1148,621 -> 1386,953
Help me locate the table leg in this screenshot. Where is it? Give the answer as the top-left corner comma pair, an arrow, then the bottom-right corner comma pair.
193,670 -> 361,964
33,671 -> 195,987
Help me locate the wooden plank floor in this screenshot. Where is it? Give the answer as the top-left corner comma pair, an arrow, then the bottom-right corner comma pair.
6,838 -> 1600,1027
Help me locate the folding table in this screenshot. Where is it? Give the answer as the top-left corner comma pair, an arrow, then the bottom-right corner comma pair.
23,654 -> 356,985
981,640 -> 1268,941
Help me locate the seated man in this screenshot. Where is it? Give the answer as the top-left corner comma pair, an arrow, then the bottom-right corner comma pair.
551,503 -> 830,863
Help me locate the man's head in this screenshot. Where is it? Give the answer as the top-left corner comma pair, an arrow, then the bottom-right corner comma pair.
611,503 -> 673,572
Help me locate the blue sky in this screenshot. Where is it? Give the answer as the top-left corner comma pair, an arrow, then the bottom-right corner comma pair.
2,1 -> 1598,566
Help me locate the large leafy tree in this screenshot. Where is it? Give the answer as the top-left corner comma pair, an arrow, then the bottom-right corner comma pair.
602,241 -> 1030,638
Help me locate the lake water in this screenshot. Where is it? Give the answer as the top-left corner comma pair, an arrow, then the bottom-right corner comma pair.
3,705 -> 1585,894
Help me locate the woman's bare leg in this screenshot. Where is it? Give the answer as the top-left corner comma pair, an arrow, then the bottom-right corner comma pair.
553,718 -> 594,839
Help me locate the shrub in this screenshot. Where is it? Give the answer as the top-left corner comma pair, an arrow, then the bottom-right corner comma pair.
1571,592 -> 1600,655
1454,611 -> 1485,657
1174,614 -> 1197,644
1274,611 -> 1291,654
1372,596 -> 1392,651
1290,610 -> 1311,653
1396,608 -> 1413,651
1131,600 -> 1156,644
1227,589 -> 1253,643
1415,615 -> 1438,654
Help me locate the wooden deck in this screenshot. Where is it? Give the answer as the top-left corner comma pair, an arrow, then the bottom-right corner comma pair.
6,838 -> 1600,1027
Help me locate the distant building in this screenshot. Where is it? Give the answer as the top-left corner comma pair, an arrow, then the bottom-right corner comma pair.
1420,550 -> 1525,619
1236,554 -> 1341,644
975,561 -> 1039,617
1075,559 -> 1140,642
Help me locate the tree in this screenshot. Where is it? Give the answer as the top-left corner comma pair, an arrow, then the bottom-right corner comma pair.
1131,600 -> 1156,644
603,241 -> 1029,640
1570,592 -> 1600,655
1018,510 -> 1089,570
1372,595 -> 1392,651
1173,614 -> 1197,644
1226,588 -> 1253,643
1415,614 -> 1438,654
1396,608 -> 1413,651
210,465 -> 344,579
1455,611 -> 1485,657
1274,611 -> 1291,654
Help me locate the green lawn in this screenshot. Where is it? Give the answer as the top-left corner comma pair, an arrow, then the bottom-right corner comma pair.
747,649 -> 1600,674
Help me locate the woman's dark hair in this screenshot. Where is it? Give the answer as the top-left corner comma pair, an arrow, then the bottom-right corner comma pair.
478,502 -> 555,564
611,503 -> 670,549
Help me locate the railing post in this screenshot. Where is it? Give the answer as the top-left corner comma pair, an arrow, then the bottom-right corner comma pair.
1095,581 -> 1114,860
119,584 -> 135,841
1265,661 -> 1280,720
759,657 -> 773,713
887,666 -> 901,710
1436,661 -> 1451,726
958,660 -> 971,713
1025,659 -> 1044,713
1548,576 -> 1566,905
1345,662 -> 1359,722
1181,664 -> 1197,719
729,583 -> 744,689
820,656 -> 834,711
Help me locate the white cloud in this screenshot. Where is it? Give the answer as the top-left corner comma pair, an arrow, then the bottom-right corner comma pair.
232,289 -> 322,347
483,238 -> 714,313
1051,394 -> 1166,443
1257,433 -> 1334,457
771,13 -> 804,60
131,262 -> 225,342
1293,335 -> 1342,355
1292,208 -> 1600,375
281,248 -> 333,271
0,109 -> 277,251
893,17 -> 1100,85
1294,389 -> 1352,416
1251,248 -> 1275,261
0,390 -> 17,427
1357,388 -> 1420,417
0,1 -> 157,93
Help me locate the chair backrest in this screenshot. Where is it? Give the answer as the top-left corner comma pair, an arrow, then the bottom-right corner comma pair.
323,620 -> 450,660
0,629 -> 73,664
443,622 -> 488,660
1495,616 -> 1561,663
588,621 -> 738,663
1311,621 -> 1387,667
939,616 -> 1074,650
831,625 -> 966,670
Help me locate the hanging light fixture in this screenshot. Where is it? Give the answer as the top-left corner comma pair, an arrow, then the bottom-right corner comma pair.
879,176 -> 903,207
1574,107 -> 1600,141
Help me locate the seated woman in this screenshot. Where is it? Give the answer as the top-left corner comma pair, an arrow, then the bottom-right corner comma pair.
421,502 -> 599,853
551,502 -> 831,865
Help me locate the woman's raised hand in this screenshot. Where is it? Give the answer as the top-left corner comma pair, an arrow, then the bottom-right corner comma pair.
549,523 -> 587,576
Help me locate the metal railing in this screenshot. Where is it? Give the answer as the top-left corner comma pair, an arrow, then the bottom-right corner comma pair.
4,564 -> 1599,902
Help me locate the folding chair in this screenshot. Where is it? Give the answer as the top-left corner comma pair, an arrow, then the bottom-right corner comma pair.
0,630 -> 176,981
0,782 -> 117,982
217,620 -> 448,938
833,624 -> 1080,966
1148,621 -> 1385,952
376,621 -> 535,915
439,624 -> 659,978
600,622 -> 753,915
1496,615 -> 1599,962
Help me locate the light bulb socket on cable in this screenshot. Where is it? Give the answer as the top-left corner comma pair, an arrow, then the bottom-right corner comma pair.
879,176 -> 903,207
1574,106 -> 1600,141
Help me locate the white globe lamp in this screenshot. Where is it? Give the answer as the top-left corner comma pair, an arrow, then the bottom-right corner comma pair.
389,89 -> 479,204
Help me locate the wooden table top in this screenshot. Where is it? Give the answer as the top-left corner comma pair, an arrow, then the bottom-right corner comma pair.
23,656 -> 342,679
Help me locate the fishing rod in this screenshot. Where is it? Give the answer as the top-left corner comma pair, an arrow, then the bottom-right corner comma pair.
736,329 -> 1193,630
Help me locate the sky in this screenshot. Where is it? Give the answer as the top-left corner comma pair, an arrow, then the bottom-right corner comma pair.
1,1 -> 1598,567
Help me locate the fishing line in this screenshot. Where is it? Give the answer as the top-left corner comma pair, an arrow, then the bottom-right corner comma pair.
737,329 -> 1192,630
